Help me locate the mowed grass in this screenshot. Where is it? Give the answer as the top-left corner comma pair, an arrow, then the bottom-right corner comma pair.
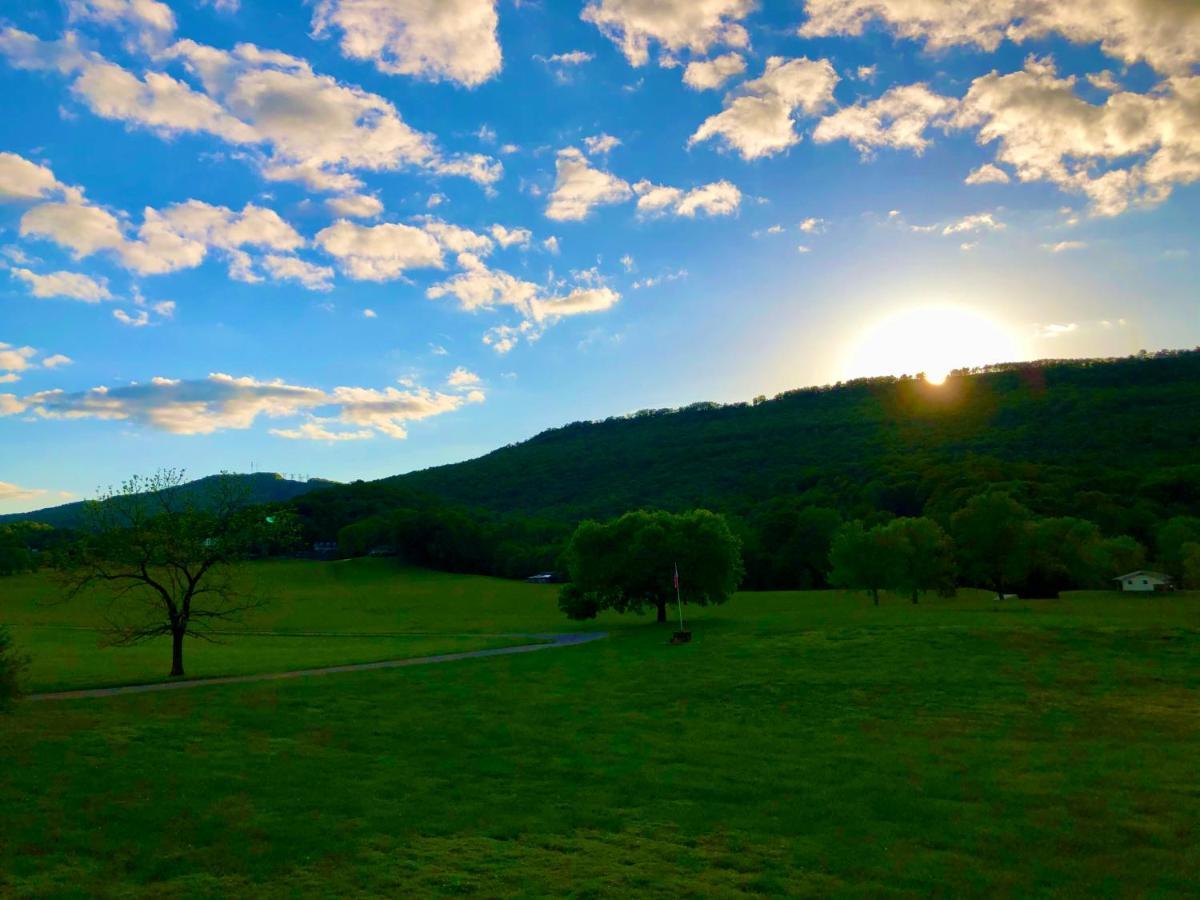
1,561 -> 1198,897
0,561 -> 565,692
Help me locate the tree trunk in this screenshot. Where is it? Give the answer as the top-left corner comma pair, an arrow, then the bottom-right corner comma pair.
656,599 -> 667,623
170,627 -> 185,678
871,588 -> 879,606
912,588 -> 919,605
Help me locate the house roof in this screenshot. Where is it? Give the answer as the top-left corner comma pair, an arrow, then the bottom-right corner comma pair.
1113,570 -> 1172,581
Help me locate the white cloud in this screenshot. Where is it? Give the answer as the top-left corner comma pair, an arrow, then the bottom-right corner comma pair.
426,252 -> 539,312
542,235 -> 560,254
796,244 -> 812,253
0,343 -> 37,376
67,0 -> 176,37
582,0 -> 754,67
1,371 -> 478,439
362,308 -> 377,318
0,30 -> 502,193
941,212 -> 1005,235
813,83 -> 956,155
965,163 -> 1010,185
954,56 -> 1200,216
546,50 -> 594,66
545,147 -> 633,221
114,308 -> 151,327
798,217 -> 827,233
1087,70 -> 1121,93
10,267 -> 112,302
797,0 -> 1200,75
683,52 -> 746,90
633,179 -> 742,217
583,133 -> 622,156
315,220 -> 444,280
0,152 -> 62,200
19,195 -> 308,279
620,254 -> 635,271
490,224 -> 532,248
0,480 -> 47,503
262,254 -> 336,290
1034,322 -> 1079,339
690,56 -> 839,160
531,285 -> 620,321
311,0 -> 501,87
1042,240 -> 1087,253
325,193 -> 383,218
631,268 -> 687,289
270,420 -> 374,441
854,64 -> 877,81
42,353 -> 73,368
447,366 -> 481,387
420,218 -> 495,255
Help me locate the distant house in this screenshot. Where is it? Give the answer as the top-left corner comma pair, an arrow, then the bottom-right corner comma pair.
525,572 -> 558,584
1114,571 -> 1173,592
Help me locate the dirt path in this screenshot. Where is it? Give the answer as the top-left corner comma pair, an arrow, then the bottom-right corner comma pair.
28,631 -> 608,702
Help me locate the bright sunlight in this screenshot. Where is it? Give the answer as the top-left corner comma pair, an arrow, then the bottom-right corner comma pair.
842,306 -> 1027,385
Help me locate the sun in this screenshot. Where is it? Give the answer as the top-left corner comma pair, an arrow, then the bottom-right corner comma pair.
842,306 -> 1025,385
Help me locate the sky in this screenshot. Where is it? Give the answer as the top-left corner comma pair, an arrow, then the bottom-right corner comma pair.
0,0 -> 1197,512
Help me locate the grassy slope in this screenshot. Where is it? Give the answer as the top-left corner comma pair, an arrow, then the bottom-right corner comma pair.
2,563 -> 1198,896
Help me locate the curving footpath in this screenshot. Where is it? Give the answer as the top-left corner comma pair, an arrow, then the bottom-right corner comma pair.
29,631 -> 608,702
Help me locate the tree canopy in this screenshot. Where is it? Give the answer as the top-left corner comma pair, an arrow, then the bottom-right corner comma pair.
559,510 -> 743,622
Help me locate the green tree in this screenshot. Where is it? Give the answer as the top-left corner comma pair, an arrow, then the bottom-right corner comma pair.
828,521 -> 904,606
885,517 -> 955,604
952,492 -> 1033,601
59,470 -> 299,678
1156,517 -> 1200,581
559,509 -> 743,623
1181,543 -> 1200,590
0,626 -> 27,711
1094,535 -> 1147,584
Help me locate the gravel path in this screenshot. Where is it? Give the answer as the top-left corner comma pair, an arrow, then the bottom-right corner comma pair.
28,631 -> 608,702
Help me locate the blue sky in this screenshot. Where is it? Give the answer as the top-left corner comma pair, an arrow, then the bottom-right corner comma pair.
1,0 -> 1197,512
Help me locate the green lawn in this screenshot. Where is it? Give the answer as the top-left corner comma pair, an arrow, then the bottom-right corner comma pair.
2,561 -> 1198,896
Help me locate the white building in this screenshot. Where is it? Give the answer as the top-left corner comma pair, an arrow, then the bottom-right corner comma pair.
1114,571 -> 1173,592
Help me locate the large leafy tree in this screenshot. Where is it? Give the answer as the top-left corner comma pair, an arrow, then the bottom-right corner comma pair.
0,626 -> 26,711
559,509 -> 743,623
1156,517 -> 1200,581
59,470 -> 299,678
828,521 -> 905,605
884,517 -> 956,604
952,492 -> 1033,601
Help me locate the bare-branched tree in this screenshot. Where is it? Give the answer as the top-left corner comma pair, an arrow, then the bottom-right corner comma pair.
59,470 -> 299,678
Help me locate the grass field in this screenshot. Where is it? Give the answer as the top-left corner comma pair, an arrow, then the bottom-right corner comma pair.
2,560 -> 1198,896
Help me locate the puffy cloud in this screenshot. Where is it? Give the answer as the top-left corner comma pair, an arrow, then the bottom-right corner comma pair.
490,224 -> 531,248
797,0 -> 1200,75
798,217 -> 827,232
270,420 -> 374,441
633,179 -> 741,217
447,366 -> 481,387
690,56 -> 839,159
426,252 -> 539,312
583,133 -> 622,155
420,218 -> 495,255
362,308 -> 377,318
19,195 -> 311,279
0,152 -> 62,200
10,267 -> 113,302
965,163 -> 1010,185
531,286 -> 620,321
941,212 -> 1005,235
0,343 -> 37,375
67,0 -> 176,37
536,50 -> 595,83
42,354 -> 73,368
545,147 -> 632,221
1042,240 -> 1087,253
0,29 -> 501,192
262,254 -> 336,290
316,220 -> 444,281
114,308 -> 151,327
813,83 -> 956,154
954,57 -> 1200,216
311,0 -> 501,87
325,193 -> 383,218
582,0 -> 754,67
683,52 -> 746,90
1,371 -> 478,439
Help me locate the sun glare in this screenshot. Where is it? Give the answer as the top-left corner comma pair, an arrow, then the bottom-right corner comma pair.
842,306 -> 1026,385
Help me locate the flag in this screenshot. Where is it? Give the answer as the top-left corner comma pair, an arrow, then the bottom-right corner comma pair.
673,563 -> 679,591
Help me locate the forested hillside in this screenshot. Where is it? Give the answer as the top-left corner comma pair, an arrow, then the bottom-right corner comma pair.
315,350 -> 1199,531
